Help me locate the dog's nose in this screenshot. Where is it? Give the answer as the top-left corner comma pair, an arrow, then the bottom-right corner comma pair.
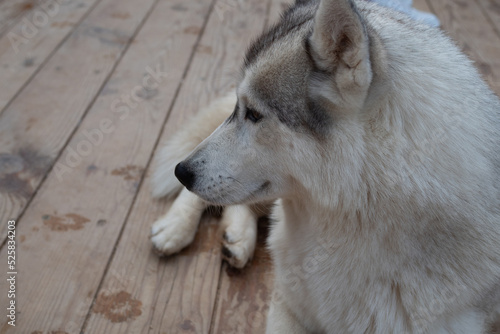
175,162 -> 195,190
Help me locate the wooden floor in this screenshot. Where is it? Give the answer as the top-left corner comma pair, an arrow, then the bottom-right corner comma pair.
0,0 -> 499,333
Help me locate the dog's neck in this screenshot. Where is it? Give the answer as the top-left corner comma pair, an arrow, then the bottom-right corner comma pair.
281,188 -> 371,239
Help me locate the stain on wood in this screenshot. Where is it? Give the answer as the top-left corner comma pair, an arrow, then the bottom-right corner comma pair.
0,0 -> 497,333
23,57 -> 35,67
17,147 -> 52,177
478,61 -> 493,76
0,172 -> 32,199
51,21 -> 74,28
42,213 -> 91,232
179,319 -> 196,331
93,291 -> 142,323
0,148 -> 52,199
110,165 -> 144,181
134,87 -> 158,100
489,1 -> 500,15
111,12 -> 131,20
184,26 -> 201,34
20,1 -> 34,11
86,164 -> 98,175
197,45 -> 212,54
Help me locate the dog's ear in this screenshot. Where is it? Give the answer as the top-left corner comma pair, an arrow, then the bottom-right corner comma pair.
308,0 -> 372,91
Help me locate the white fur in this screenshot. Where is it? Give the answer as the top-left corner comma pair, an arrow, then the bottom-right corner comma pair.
151,0 -> 500,332
220,204 -> 258,268
151,93 -> 264,267
150,93 -> 236,198
151,188 -> 206,255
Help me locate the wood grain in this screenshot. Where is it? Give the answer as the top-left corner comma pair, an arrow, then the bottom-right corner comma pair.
211,219 -> 274,334
426,0 -> 500,94
413,0 -> 433,12
209,1 -> 288,331
0,0 -> 41,38
0,0 -> 497,333
84,0 -> 272,333
0,0 -> 102,113
476,0 -> 500,41
0,0 -> 157,243
267,0 -> 292,29
0,0 -> 189,332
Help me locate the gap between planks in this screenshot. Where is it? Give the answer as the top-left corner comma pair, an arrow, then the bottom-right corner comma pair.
0,0 -> 106,118
0,0 -> 155,246
79,0 -> 217,331
0,0 -> 184,331
82,0 -> 273,332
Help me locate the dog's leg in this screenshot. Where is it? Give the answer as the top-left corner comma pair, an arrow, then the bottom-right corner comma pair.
151,187 -> 206,255
220,204 -> 258,268
266,294 -> 308,334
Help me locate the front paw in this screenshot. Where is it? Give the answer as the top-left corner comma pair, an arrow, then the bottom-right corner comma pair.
150,212 -> 198,256
221,226 -> 255,269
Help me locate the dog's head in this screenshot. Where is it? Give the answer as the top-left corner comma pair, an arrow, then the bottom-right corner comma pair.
176,0 -> 385,205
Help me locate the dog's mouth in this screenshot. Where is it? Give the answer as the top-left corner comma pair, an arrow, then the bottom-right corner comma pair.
193,179 -> 271,206
175,161 -> 272,205
236,179 -> 272,204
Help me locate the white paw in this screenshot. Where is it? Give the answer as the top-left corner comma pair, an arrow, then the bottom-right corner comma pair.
150,211 -> 198,256
221,220 -> 257,269
151,188 -> 205,256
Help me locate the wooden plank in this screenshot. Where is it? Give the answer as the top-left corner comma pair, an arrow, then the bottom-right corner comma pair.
0,0 -> 40,38
0,0 -> 157,242
0,0 -> 103,113
476,0 -> 500,40
267,0 -> 292,28
0,0 -> 183,333
83,0 -> 271,333
0,0 -> 212,331
426,0 -> 500,94
413,0 -> 432,12
83,188 -> 222,334
211,219 -> 274,334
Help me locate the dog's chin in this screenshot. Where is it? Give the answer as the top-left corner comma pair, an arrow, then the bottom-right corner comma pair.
184,186 -> 241,206
193,193 -> 245,206
190,191 -> 248,206
190,180 -> 271,206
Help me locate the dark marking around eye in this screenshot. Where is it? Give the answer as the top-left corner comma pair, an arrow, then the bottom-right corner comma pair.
226,104 -> 239,123
245,108 -> 263,123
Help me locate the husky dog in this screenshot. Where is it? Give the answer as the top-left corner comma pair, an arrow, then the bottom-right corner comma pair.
150,0 -> 500,332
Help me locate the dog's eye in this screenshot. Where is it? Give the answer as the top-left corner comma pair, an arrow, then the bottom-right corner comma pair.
245,108 -> 263,123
